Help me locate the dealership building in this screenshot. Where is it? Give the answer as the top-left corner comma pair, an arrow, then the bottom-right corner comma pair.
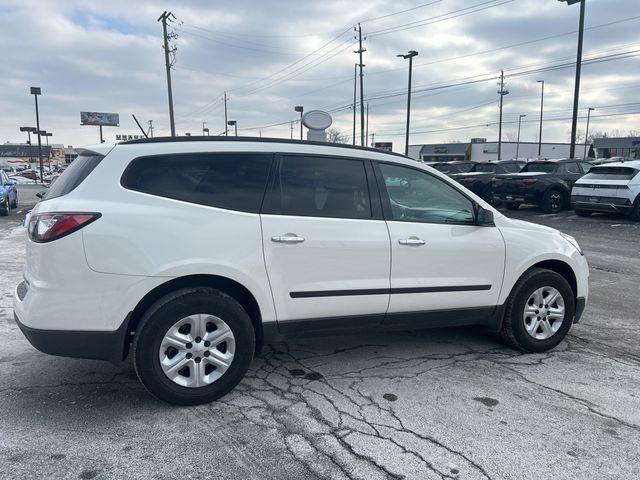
0,143 -> 74,169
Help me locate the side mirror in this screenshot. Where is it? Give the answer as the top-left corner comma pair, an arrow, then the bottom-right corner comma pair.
477,207 -> 494,225
4,181 -> 15,187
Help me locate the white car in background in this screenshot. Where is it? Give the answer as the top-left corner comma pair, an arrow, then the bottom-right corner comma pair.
571,160 -> 640,220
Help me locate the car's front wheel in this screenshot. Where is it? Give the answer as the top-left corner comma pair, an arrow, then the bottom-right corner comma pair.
133,287 -> 255,405
0,197 -> 9,216
501,268 -> 575,352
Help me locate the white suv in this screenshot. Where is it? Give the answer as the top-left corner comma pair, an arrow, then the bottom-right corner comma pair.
571,160 -> 640,220
14,138 -> 588,405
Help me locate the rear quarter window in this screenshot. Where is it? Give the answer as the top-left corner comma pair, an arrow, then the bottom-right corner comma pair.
121,153 -> 273,213
44,154 -> 104,200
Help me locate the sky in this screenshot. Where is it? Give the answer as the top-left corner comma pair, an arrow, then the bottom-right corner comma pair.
0,0 -> 638,153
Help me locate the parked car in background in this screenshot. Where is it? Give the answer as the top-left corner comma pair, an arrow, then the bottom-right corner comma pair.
431,161 -> 477,174
492,159 -> 593,213
450,160 -> 526,203
571,160 -> 640,220
14,137 -> 588,405
0,170 -> 18,215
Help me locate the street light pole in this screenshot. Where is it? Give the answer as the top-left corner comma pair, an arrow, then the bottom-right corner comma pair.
294,106 -> 304,140
397,50 -> 418,156
537,80 -> 544,157
30,87 -> 44,183
516,114 -> 526,159
559,0 -> 586,158
584,107 -> 594,160
19,126 -> 36,172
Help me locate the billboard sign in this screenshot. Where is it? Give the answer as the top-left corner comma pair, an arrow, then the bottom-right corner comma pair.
80,112 -> 120,126
374,142 -> 393,152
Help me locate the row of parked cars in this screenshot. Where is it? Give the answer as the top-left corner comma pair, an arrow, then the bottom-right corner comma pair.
427,158 -> 640,220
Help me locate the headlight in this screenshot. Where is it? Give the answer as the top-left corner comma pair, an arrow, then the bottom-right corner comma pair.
561,232 -> 583,256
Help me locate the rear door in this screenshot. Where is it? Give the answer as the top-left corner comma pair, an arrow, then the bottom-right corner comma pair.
375,162 -> 505,321
261,154 -> 390,324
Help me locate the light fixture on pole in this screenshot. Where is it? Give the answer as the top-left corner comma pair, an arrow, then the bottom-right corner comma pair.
584,107 -> 594,160
536,80 -> 544,157
227,120 -> 237,137
516,114 -> 526,159
30,86 -> 44,183
397,50 -> 418,156
294,106 -> 304,140
558,0 -> 586,158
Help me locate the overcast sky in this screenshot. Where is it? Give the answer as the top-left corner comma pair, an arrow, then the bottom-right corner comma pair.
0,0 -> 638,152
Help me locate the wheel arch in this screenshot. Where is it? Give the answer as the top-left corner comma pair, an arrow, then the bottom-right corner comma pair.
123,274 -> 264,359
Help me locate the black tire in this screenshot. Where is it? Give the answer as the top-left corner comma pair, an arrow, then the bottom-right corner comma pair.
0,197 -> 9,216
504,202 -> 520,210
501,268 -> 575,352
541,189 -> 565,214
630,196 -> 640,222
11,196 -> 17,209
482,187 -> 499,206
574,208 -> 592,217
133,287 -> 255,405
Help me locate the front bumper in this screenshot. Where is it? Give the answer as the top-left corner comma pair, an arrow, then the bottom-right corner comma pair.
14,311 -> 131,364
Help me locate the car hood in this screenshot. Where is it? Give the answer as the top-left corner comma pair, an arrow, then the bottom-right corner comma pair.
494,215 -> 559,235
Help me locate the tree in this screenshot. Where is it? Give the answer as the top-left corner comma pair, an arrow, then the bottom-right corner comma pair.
327,128 -> 348,144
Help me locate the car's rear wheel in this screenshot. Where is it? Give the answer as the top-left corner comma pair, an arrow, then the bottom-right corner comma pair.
0,197 -> 9,216
133,287 -> 255,405
542,189 -> 565,214
504,202 -> 520,210
574,208 -> 592,217
630,196 -> 640,222
501,268 -> 575,352
11,195 -> 17,209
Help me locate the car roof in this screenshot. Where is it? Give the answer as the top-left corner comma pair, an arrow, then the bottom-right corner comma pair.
591,159 -> 640,169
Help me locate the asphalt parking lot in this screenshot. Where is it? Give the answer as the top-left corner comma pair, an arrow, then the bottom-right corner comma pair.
1,189 -> 639,480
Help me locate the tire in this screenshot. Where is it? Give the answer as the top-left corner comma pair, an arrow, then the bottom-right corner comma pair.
504,202 -> 520,210
574,208 -> 592,217
630,196 -> 640,222
501,268 -> 575,352
11,195 -> 17,209
541,189 -> 565,214
0,198 -> 9,216
133,287 -> 255,405
482,187 -> 499,206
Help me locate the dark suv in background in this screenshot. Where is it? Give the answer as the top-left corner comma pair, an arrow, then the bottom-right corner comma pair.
449,160 -> 526,203
492,159 -> 593,213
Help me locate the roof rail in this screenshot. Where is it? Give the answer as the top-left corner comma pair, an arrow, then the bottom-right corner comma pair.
120,135 -> 409,159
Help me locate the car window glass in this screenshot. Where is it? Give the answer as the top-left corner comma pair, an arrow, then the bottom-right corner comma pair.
45,154 -> 105,201
379,163 -> 474,224
525,162 -> 556,173
474,164 -> 495,173
558,162 -> 581,174
502,162 -> 523,173
121,153 -> 272,213
265,155 -> 371,219
579,162 -> 593,173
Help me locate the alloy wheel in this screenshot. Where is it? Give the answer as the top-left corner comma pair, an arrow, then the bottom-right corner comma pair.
522,286 -> 565,340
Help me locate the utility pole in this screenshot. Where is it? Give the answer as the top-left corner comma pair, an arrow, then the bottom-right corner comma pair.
353,64 -> 357,145
290,121 -> 293,139
158,11 -> 176,137
584,107 -> 594,160
516,114 -> 526,159
537,80 -> 544,156
497,70 -> 509,161
148,120 -> 154,137
398,50 -> 418,156
365,102 -> 369,143
355,24 -> 366,147
370,133 -> 375,147
224,92 -> 228,136
202,122 -> 207,136
570,0 -> 585,158
30,87 -> 44,182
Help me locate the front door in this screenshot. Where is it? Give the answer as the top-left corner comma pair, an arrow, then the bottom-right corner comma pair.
375,162 -> 505,319
261,155 -> 390,324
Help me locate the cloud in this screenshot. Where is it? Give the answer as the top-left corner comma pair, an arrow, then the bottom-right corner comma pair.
0,0 -> 638,151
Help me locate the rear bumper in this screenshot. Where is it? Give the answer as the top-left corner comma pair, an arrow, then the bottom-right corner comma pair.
493,192 -> 540,204
571,196 -> 632,214
14,311 -> 131,364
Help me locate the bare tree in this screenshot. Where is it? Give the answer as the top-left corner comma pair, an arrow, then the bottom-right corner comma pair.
327,128 -> 348,144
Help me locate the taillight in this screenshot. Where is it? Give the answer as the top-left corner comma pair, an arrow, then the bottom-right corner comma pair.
523,179 -> 537,185
28,213 -> 101,243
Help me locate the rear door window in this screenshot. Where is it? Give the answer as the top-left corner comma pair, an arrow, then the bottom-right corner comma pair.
263,155 -> 371,219
121,153 -> 272,213
524,162 -> 557,173
45,154 -> 104,200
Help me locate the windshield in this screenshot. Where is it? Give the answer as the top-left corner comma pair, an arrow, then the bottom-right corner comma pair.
523,162 -> 556,173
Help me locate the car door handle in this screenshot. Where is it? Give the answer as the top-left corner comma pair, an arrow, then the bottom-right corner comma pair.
399,236 -> 425,246
271,233 -> 305,244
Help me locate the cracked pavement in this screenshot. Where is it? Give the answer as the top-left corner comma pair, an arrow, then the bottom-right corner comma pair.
1,192 -> 639,479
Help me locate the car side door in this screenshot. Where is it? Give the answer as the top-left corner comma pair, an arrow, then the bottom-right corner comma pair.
260,154 -> 391,328
374,162 -> 505,325
557,162 -> 584,189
